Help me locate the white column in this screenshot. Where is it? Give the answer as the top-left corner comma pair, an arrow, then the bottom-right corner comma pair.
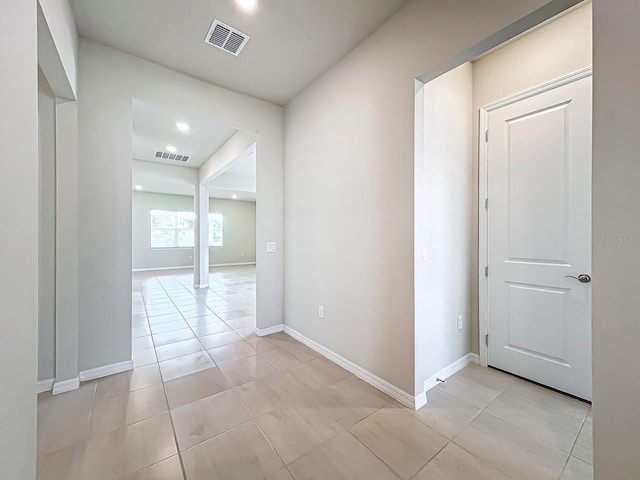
53,99 -> 79,394
194,184 -> 209,288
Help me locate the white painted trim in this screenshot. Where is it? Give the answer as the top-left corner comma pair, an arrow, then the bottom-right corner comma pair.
415,392 -> 427,410
255,324 -> 284,336
423,353 -> 480,394
194,284 -> 209,289
37,378 -> 54,393
132,265 -> 192,272
478,68 -> 593,367
78,360 -> 133,382
52,377 -> 80,395
132,262 -> 256,272
483,67 -> 592,112
283,326 -> 421,410
210,262 -> 256,267
479,105 -> 489,368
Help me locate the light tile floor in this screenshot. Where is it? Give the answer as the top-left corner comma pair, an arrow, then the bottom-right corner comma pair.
37,266 -> 593,480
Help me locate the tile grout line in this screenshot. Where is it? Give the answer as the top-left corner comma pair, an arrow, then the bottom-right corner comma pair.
147,270 -> 257,478
149,273 -> 194,480
443,381 -> 524,480
556,414 -> 590,480
445,377 -> 586,480
156,272 -> 227,372
342,429 -> 404,480
71,381 -> 98,479
408,441 -> 451,480
347,399 -> 470,480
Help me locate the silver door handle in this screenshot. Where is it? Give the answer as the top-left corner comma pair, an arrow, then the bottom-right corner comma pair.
565,274 -> 591,283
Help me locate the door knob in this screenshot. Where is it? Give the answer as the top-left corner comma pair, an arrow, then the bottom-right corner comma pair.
565,274 -> 591,283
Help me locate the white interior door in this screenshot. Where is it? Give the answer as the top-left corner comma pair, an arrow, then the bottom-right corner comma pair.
486,75 -> 592,400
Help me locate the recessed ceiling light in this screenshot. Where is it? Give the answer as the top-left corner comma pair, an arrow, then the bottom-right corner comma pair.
235,0 -> 257,11
232,194 -> 238,200
176,122 -> 190,132
166,145 -> 177,153
135,185 -> 143,191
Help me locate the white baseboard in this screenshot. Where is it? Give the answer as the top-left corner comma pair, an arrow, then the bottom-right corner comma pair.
79,360 -> 133,382
255,324 -> 284,337
415,392 -> 428,410
210,262 -> 256,267
194,283 -> 209,289
37,378 -> 54,393
52,377 -> 80,395
132,265 -> 192,272
132,262 -> 256,273
283,326 -> 421,410
423,352 -> 480,394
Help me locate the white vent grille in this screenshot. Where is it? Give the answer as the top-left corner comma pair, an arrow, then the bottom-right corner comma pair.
154,151 -> 190,163
204,20 -> 250,56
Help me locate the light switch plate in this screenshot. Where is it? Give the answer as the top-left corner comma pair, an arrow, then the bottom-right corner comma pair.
266,242 -> 277,253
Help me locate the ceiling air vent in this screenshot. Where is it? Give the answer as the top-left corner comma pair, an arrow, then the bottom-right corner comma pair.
154,151 -> 190,163
204,19 -> 250,56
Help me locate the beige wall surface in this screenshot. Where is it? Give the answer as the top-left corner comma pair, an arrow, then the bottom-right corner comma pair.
592,0 -> 640,477
470,2 -> 592,352
132,192 -> 256,269
38,68 -> 57,383
0,0 -> 38,477
208,197 -> 257,265
77,39 -> 283,372
284,0 -> 553,396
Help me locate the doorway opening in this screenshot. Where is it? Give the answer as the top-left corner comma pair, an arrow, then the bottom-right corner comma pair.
414,1 -> 592,401
130,99 -> 258,371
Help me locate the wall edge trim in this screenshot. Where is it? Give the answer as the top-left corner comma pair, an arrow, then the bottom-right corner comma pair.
52,377 -> 80,395
255,324 -> 284,336
132,262 -> 256,272
78,360 -> 133,382
423,353 -> 480,394
37,378 -> 54,393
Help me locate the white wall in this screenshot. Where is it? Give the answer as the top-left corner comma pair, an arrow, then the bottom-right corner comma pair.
415,63 -> 473,395
37,0 -> 78,99
0,0 -> 38,477
284,0 -> 552,396
77,40 -> 283,372
38,68 -> 56,383
592,1 -> 640,477
470,2 -> 592,352
200,131 -> 256,184
132,160 -> 198,197
54,99 -> 80,386
132,192 -> 256,270
209,198 -> 256,265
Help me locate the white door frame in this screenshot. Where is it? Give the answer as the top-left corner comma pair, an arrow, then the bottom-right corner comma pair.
478,66 -> 593,367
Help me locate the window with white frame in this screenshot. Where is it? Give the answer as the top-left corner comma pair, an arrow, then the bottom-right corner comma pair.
150,209 -> 223,248
208,213 -> 224,247
150,210 -> 194,248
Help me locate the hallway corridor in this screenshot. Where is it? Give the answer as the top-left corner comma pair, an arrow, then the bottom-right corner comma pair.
37,266 -> 592,480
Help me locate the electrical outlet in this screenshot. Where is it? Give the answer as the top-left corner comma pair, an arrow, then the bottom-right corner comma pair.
318,305 -> 324,318
266,242 -> 276,253
457,315 -> 463,330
